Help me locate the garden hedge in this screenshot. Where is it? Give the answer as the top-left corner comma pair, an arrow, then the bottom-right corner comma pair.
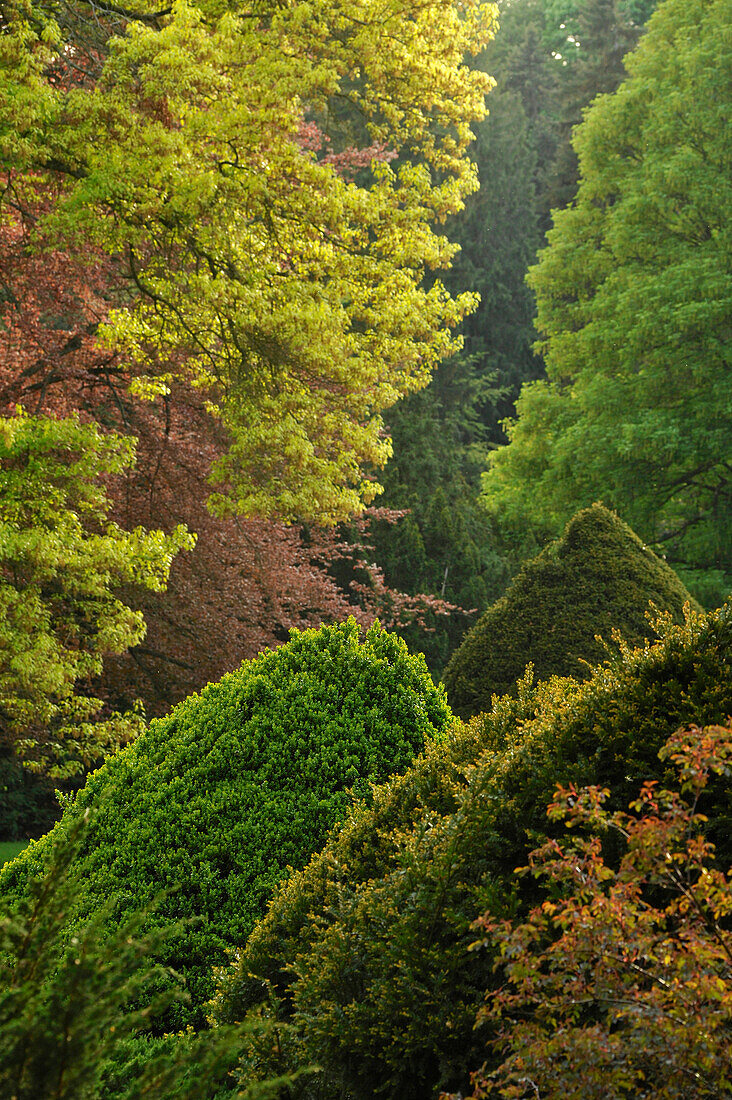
0,619 -> 451,1029
214,601 -> 732,1099
442,504 -> 695,717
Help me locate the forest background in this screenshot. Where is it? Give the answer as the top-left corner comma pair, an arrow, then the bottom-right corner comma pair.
0,0 -> 729,820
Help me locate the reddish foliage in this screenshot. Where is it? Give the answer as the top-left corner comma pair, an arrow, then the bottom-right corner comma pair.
296,119 -> 398,179
450,722 -> 732,1100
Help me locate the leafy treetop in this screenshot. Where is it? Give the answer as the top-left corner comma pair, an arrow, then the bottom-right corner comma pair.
482,0 -> 731,605
0,409 -> 193,779
0,0 -> 496,523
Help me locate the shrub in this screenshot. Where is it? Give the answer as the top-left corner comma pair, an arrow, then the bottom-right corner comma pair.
0,619 -> 451,1029
213,602 -> 732,1099
0,806 -> 300,1100
457,721 -> 732,1100
442,504 -> 696,717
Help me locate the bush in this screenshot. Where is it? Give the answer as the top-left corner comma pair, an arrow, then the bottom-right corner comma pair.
457,721 -> 732,1100
0,619 -> 451,1029
213,602 -> 732,1099
0,806 -> 299,1100
442,504 -> 696,717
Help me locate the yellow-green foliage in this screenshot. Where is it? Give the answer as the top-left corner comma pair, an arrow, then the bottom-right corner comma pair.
0,0 -> 495,523
214,602 -> 732,1099
442,504 -> 695,718
0,620 -> 451,1030
0,411 -> 192,779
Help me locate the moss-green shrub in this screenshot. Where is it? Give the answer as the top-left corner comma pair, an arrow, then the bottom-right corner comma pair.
442,504 -> 696,717
0,619 -> 451,1028
214,602 -> 732,1099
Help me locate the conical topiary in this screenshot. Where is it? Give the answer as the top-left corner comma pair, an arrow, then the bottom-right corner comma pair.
442,504 -> 696,717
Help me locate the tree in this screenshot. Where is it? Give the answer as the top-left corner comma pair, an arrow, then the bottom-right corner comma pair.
0,192 -> 452,728
0,0 -> 495,523
461,721 -> 732,1099
542,0 -> 649,212
482,0 -> 732,606
0,409 -> 192,779
442,503 -> 694,718
350,1 -> 557,672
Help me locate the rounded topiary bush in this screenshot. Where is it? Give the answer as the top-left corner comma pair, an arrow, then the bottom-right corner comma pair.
442,504 -> 696,717
0,619 -> 451,1027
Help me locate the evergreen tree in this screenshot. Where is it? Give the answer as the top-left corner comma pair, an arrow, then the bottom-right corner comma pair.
0,621 -> 450,1029
545,0 -> 650,211
483,0 -> 732,605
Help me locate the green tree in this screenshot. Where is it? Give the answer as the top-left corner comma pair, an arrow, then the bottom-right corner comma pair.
358,4 -> 557,672
446,88 -> 545,433
365,478 -> 506,676
482,0 -> 732,606
0,410 -> 192,779
543,0 -> 649,211
476,0 -> 560,236
541,0 -> 655,62
0,0 -> 495,524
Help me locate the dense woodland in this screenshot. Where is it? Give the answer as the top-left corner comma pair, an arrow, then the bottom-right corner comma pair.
0,0 -> 730,1096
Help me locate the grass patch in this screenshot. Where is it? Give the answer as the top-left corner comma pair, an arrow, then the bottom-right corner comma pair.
0,840 -> 29,867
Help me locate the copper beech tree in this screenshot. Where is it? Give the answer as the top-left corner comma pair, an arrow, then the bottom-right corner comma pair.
1,0 -> 490,772
0,208 -> 454,746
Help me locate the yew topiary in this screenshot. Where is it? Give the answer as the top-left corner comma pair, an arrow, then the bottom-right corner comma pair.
442,503 -> 696,717
0,619 -> 451,1028
214,602 -> 732,1100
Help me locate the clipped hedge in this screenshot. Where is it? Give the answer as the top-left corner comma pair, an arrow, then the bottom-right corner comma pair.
214,602 -> 732,1099
0,619 -> 451,1028
442,504 -> 695,717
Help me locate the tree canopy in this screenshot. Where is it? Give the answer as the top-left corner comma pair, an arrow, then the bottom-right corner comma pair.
0,0 -> 495,523
481,0 -> 731,606
0,410 -> 192,778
